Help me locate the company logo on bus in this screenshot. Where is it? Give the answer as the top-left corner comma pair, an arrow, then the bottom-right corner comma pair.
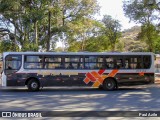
83,69 -> 119,87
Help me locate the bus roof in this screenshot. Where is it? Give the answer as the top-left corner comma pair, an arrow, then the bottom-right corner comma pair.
3,51 -> 154,56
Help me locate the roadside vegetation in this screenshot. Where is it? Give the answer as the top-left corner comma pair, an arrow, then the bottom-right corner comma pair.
0,0 -> 160,53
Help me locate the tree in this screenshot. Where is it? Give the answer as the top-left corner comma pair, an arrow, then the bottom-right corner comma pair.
0,0 -> 100,52
55,0 -> 100,51
115,40 -> 125,52
85,35 -> 110,52
154,36 -> 160,53
102,15 -> 122,51
0,40 -> 19,52
137,23 -> 159,52
123,0 -> 160,52
0,0 -> 47,51
0,0 -> 21,51
127,41 -> 147,52
41,0 -> 100,51
147,0 -> 160,30
68,35 -> 110,52
123,0 -> 158,24
67,18 -> 102,51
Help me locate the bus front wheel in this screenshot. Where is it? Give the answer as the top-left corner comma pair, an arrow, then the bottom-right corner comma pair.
27,79 -> 40,91
103,78 -> 117,91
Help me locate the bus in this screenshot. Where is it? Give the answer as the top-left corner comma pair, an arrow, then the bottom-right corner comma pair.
1,52 -> 155,91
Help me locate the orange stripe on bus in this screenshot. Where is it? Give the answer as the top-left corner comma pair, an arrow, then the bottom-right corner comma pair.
86,72 -> 96,82
83,69 -> 119,87
92,80 -> 101,87
91,71 -> 104,84
108,69 -> 119,77
84,77 -> 90,84
98,69 -> 105,75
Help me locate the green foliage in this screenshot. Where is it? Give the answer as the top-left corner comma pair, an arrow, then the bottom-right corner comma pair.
21,43 -> 39,52
0,0 -> 100,52
67,41 -> 81,52
127,41 -> 147,52
123,0 -> 160,52
154,36 -> 160,53
138,23 -> 159,52
68,35 -> 110,52
67,18 -> 102,51
85,35 -> 110,52
0,40 -> 19,52
115,40 -> 125,52
102,15 -> 122,51
123,0 -> 157,24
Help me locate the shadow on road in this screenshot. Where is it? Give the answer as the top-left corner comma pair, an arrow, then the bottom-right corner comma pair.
0,87 -> 145,93
0,85 -> 160,111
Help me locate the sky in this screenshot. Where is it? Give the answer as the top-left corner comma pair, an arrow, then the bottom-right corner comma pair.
96,0 -> 139,30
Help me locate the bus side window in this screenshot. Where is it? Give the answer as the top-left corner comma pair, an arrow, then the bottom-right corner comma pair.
136,63 -> 142,69
108,61 -> 114,68
103,62 -> 109,69
144,62 -> 150,68
143,56 -> 151,69
67,63 -> 74,69
7,64 -> 12,69
77,63 -> 83,69
117,59 -> 124,69
125,59 -> 131,69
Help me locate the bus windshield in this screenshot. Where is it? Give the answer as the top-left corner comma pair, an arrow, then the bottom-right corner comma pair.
5,55 -> 22,74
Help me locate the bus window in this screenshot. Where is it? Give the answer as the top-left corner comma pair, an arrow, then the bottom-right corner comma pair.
125,59 -> 130,69
44,56 -> 63,69
116,58 -> 124,69
24,55 -> 43,69
124,56 -> 143,69
84,56 -> 100,69
143,56 -> 151,69
65,56 -> 83,69
104,57 -> 113,69
5,55 -> 22,74
105,56 -> 124,69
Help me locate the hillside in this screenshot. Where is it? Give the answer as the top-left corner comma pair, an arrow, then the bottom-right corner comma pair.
120,26 -> 147,52
122,26 -> 141,40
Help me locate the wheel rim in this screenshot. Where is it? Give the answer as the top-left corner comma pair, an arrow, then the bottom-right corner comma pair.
106,81 -> 114,89
31,82 -> 38,89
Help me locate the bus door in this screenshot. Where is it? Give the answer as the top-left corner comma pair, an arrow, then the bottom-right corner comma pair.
3,55 -> 22,86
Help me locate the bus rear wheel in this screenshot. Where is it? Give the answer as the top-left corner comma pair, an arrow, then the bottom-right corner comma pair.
27,79 -> 40,91
103,78 -> 117,91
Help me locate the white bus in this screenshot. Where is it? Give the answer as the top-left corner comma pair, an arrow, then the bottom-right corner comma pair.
1,52 -> 155,91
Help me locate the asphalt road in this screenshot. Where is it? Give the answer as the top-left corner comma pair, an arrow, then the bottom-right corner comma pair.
0,84 -> 160,119
0,84 -> 160,111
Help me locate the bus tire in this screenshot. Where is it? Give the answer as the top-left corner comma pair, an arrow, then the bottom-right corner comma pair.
27,79 -> 40,92
103,78 -> 117,91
